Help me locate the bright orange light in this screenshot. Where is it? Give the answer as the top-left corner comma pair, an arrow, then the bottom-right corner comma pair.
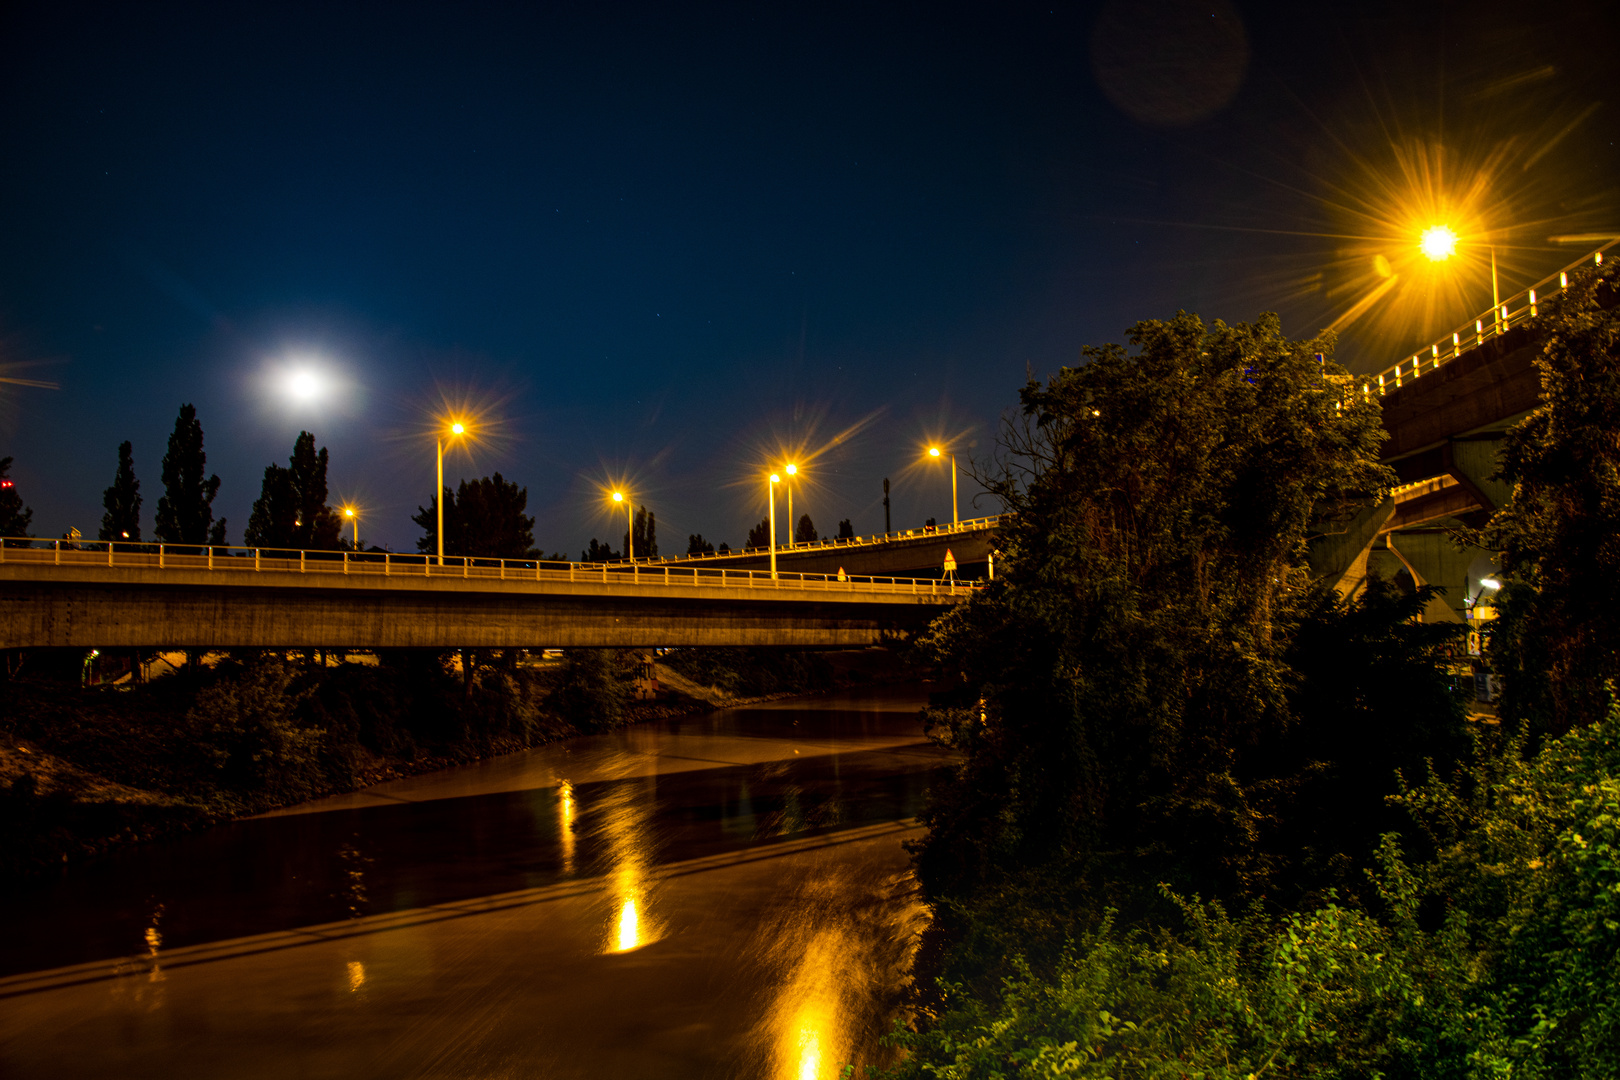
1420,225 -> 1458,261
343,507 -> 356,519
770,473 -> 781,484
448,420 -> 466,436
785,463 -> 797,476
928,447 -> 942,458
611,491 -> 624,503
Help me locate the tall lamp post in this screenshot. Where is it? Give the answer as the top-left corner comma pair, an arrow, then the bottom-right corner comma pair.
437,420 -> 467,567
928,446 -> 958,527
342,506 -> 359,549
768,472 -> 780,578
784,462 -> 798,545
612,490 -> 634,561
1421,224 -> 1501,329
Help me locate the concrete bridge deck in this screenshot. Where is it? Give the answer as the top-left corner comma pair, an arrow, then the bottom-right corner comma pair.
0,543 -> 977,650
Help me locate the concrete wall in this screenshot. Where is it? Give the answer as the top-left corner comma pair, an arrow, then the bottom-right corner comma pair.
0,565 -> 968,650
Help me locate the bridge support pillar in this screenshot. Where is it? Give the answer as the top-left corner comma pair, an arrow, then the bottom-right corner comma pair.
1308,498 -> 1394,600
1383,530 -> 1498,622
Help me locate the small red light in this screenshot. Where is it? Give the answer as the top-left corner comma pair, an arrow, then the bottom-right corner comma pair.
1,480 -> 12,488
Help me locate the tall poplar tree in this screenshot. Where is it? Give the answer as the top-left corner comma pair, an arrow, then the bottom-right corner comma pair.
0,456 -> 34,545
98,440 -> 142,541
154,403 -> 226,546
245,432 -> 342,550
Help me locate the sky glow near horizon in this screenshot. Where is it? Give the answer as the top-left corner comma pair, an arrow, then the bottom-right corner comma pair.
0,1 -> 1615,553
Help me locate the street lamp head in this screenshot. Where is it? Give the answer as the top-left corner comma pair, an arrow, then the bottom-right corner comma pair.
770,473 -> 781,484
1481,577 -> 1502,590
1420,225 -> 1458,262
928,446 -> 942,458
611,491 -> 624,503
343,507 -> 356,519
449,421 -> 466,436
785,463 -> 797,476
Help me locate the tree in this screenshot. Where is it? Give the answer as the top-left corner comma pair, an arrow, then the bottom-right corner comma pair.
795,513 -> 817,543
1485,262 -> 1620,735
154,403 -> 226,545
413,473 -> 535,559
0,457 -> 33,545
746,517 -> 771,549
98,441 -> 142,542
838,518 -> 854,539
687,533 -> 715,555
581,538 -> 620,562
245,432 -> 343,550
913,311 -> 1392,907
622,505 -> 656,558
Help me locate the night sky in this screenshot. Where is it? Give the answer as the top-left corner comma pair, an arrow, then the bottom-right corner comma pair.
2,1 -> 1616,555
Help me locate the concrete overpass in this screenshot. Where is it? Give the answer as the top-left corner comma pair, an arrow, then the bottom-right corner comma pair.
1310,242 -> 1616,623
627,514 -> 1004,580
0,545 -> 977,651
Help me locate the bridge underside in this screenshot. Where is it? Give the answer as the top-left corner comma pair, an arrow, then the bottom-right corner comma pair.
0,573 -> 957,650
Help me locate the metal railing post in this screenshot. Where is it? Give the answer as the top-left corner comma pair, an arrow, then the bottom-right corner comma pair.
108,542 -> 114,567
300,551 -> 306,574
54,540 -> 60,566
208,546 -> 214,571
343,551 -> 349,576
256,548 -> 261,572
384,552 -> 390,576
159,544 -> 165,569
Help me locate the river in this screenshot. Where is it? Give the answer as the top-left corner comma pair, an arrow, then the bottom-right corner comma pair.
0,682 -> 948,1078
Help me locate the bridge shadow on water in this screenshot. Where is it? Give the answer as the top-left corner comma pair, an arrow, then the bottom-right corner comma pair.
0,690 -> 952,981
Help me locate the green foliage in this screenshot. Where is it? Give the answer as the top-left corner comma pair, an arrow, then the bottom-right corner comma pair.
244,431 -> 344,550
183,660 -> 329,804
550,649 -> 637,729
1485,263 -> 1620,733
661,647 -> 834,698
98,440 -> 142,542
154,403 -> 226,545
914,312 -> 1392,906
413,473 -> 536,559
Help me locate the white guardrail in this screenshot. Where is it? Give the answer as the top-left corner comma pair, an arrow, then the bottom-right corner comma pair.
1365,241 -> 1617,395
0,538 -> 983,598
626,513 -> 1006,567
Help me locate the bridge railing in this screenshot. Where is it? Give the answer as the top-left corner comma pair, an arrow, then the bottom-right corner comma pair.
1366,240 -> 1618,396
0,537 -> 984,598
625,512 -> 1007,566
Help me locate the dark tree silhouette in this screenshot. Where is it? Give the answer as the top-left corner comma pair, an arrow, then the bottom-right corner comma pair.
581,538 -> 621,562
99,441 -> 143,542
622,506 -> 656,558
795,513 -> 817,543
414,473 -> 535,559
245,432 -> 343,550
0,456 -> 34,546
745,517 -> 771,549
837,518 -> 854,539
154,404 -> 225,545
687,533 -> 715,555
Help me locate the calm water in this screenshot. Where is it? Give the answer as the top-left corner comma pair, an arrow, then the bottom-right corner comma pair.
0,683 -> 948,1078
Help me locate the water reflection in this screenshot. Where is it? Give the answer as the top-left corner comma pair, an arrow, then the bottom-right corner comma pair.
754,863 -> 929,1080
558,780 -> 577,877
346,960 -> 366,993
596,777 -> 662,953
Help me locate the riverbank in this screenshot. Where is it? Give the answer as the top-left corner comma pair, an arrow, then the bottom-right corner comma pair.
0,646 -> 915,879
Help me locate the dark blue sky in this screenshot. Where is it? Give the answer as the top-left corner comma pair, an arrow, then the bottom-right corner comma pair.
2,1 -> 1615,554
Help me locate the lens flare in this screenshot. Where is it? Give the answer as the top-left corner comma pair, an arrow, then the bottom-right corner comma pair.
1420,225 -> 1458,261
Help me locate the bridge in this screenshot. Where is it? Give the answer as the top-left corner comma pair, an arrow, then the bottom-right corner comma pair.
1310,241 -> 1616,624
622,514 -> 1004,580
0,543 -> 977,651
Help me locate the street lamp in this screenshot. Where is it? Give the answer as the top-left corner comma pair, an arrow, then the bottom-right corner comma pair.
342,506 -> 359,549
768,473 -> 781,578
927,446 -> 958,527
784,462 -> 798,546
612,490 -> 634,560
1421,223 -> 1502,329
437,420 -> 467,566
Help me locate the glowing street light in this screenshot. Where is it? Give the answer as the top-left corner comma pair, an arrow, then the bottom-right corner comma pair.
436,419 -> 468,567
927,446 -> 958,527
611,490 -> 635,560
1420,225 -> 1457,262
342,506 -> 359,548
768,473 -> 781,579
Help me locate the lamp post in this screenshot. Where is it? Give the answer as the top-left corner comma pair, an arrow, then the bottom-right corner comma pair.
928,446 -> 958,527
768,473 -> 780,578
436,420 -> 467,566
612,490 -> 633,561
1421,224 -> 1501,329
784,462 -> 798,546
343,506 -> 358,549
